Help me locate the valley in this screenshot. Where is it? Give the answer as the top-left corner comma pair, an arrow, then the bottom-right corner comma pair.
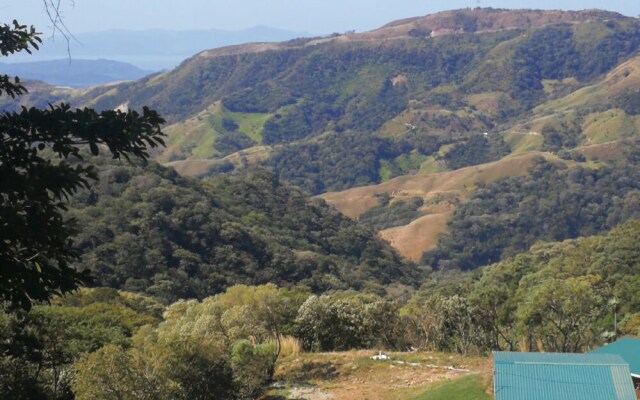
320,152 -> 558,260
1,6 -> 640,399
6,8 -> 638,263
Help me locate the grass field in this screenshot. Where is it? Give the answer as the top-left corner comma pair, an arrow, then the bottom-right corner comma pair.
411,374 -> 491,400
503,131 -> 543,154
159,101 -> 272,162
379,212 -> 451,262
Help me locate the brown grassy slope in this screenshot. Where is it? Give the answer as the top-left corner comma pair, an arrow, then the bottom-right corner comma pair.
575,140 -> 626,161
378,141 -> 626,262
320,152 -> 553,218
167,145 -> 272,177
534,56 -> 640,114
198,9 -> 628,60
319,152 -> 559,260
379,213 -> 452,262
360,8 -> 625,40
379,8 -> 625,33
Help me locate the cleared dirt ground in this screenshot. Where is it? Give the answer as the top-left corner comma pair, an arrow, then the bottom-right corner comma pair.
265,350 -> 492,400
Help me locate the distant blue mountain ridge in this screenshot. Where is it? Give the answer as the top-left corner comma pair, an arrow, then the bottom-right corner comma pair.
4,26 -> 313,71
0,59 -> 152,88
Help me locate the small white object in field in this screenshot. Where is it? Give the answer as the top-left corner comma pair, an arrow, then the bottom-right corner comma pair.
371,351 -> 389,360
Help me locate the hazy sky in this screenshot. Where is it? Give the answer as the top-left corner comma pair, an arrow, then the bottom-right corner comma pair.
3,0 -> 639,34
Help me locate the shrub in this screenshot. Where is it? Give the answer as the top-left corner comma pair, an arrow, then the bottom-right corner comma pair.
231,340 -> 276,399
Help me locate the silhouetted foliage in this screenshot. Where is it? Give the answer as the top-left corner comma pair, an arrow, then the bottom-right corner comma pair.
0,21 -> 165,310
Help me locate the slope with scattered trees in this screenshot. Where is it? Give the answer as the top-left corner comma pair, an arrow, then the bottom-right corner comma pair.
5,9 -> 639,196
424,147 -> 640,270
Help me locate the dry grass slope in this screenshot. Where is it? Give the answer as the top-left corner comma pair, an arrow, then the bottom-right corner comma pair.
320,152 -> 560,260
379,213 -> 452,262
534,56 -> 640,114
575,140 -> 626,161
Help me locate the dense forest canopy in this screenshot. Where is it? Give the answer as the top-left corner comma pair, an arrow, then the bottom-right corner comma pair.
65,156 -> 417,302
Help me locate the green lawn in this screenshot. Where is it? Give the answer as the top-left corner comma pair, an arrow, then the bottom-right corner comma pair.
411,374 -> 491,400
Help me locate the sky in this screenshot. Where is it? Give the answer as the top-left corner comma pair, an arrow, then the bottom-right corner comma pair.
3,0 -> 639,35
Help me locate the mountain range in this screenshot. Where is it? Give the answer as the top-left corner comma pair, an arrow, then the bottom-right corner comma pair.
4,7 -> 640,270
0,59 -> 152,88
5,26 -> 312,70
4,9 -> 640,399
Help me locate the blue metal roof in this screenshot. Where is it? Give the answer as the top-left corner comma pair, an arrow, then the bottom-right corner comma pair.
591,337 -> 640,377
494,351 -> 637,400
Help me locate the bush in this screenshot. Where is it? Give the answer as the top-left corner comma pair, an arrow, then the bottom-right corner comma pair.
295,293 -> 399,351
231,340 -> 276,399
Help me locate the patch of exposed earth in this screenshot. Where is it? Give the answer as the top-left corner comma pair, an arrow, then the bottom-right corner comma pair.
267,351 -> 491,400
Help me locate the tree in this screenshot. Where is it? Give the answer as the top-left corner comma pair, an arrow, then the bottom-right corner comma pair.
295,292 -> 399,351
517,276 -> 604,352
0,288 -> 163,399
230,340 -> 276,400
73,344 -> 167,400
0,20 -> 165,310
217,284 -> 306,358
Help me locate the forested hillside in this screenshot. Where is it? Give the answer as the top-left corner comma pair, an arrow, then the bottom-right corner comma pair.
4,9 -> 639,196
66,156 -> 416,302
424,147 -> 640,269
403,219 -> 640,354
3,7 -> 639,272
125,11 -> 640,194
4,221 -> 639,398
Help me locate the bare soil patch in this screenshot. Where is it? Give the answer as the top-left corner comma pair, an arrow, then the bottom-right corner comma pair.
268,351 -> 491,400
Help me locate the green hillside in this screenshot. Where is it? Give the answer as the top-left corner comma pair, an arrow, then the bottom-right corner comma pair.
424,145 -> 640,269
6,9 -> 639,196
154,13 -> 640,194
3,7 -> 640,272
66,157 -> 417,302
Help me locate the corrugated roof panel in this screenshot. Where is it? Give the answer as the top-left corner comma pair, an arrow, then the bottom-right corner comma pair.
591,337 -> 640,376
494,351 -> 628,365
494,351 -> 637,400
